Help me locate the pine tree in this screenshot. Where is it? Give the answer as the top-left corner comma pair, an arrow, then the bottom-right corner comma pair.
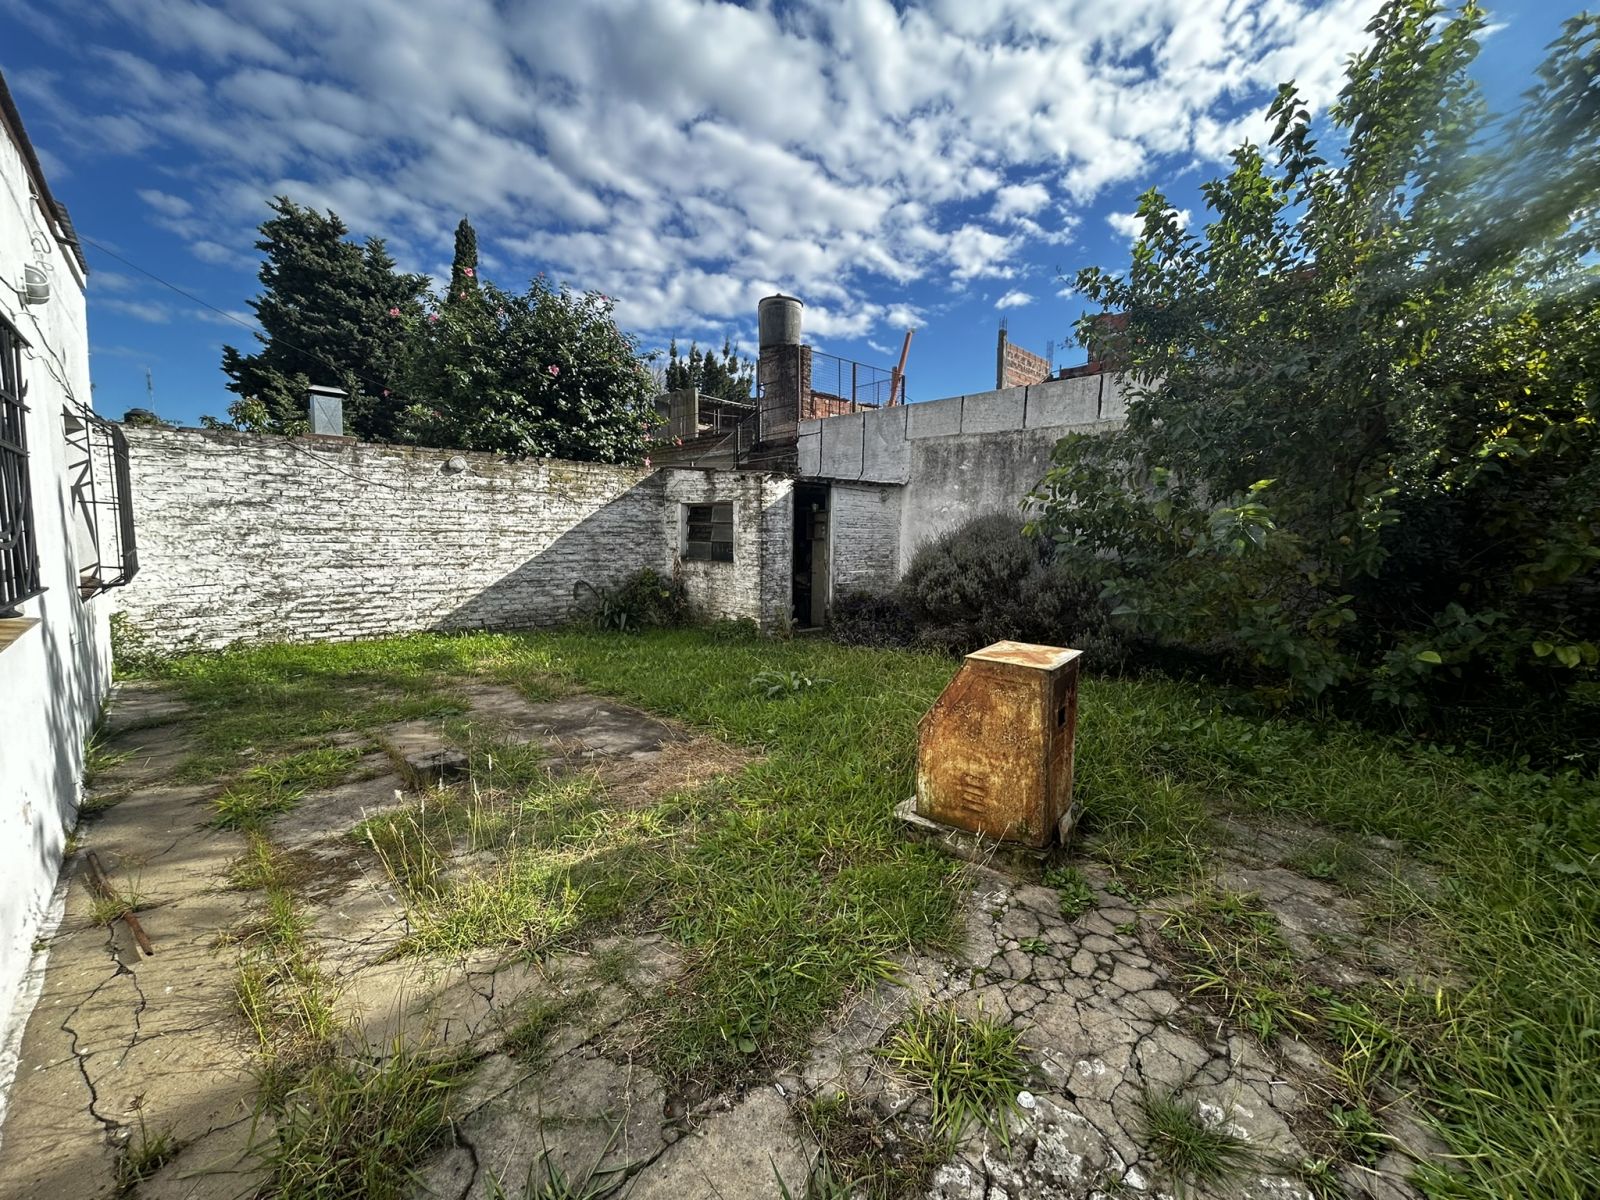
662,337 -> 753,404
220,196 -> 428,438
447,216 -> 479,303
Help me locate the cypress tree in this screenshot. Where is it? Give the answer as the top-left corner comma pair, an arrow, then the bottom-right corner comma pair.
448,216 -> 479,302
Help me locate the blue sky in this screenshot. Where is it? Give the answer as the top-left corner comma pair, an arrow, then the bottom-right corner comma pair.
0,0 -> 1577,427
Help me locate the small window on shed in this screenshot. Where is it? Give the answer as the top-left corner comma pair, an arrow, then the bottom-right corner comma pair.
683,501 -> 734,562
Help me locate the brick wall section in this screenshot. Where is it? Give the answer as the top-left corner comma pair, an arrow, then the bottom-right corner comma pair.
118,427 -> 788,651
1000,338 -> 1052,388
829,483 -> 902,597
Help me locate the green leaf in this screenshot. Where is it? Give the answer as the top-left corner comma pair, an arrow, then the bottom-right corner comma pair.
1532,641 -> 1555,658
1554,645 -> 1581,668
1416,651 -> 1443,664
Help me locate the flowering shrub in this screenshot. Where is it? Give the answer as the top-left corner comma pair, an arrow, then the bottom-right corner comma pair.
399,277 -> 658,464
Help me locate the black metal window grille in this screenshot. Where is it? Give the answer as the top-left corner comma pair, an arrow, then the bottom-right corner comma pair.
683,501 -> 734,563
0,315 -> 43,615
64,399 -> 138,596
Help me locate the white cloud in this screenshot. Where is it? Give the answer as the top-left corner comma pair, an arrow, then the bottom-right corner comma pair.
25,0 -> 1381,343
992,182 -> 1050,222
137,188 -> 193,220
1107,207 -> 1192,242
98,297 -> 173,323
995,290 -> 1034,310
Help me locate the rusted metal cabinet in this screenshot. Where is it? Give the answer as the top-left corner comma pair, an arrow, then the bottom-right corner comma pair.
915,641 -> 1081,847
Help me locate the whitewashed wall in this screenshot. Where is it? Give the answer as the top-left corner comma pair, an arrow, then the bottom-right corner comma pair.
116,429 -> 791,648
0,127 -> 111,1047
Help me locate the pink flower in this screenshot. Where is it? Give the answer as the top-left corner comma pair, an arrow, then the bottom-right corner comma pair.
427,313 -> 440,323
673,436 -> 683,446
463,267 -> 474,277
547,364 -> 560,377
388,307 -> 401,317
382,388 -> 390,397
643,456 -> 651,468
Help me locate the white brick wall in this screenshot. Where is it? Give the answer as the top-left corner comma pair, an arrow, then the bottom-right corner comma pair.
829,482 -> 901,600
118,427 -> 791,650
662,468 -> 793,626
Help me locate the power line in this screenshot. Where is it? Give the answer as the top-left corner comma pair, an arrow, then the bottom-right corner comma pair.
78,233 -> 410,404
77,234 -> 424,491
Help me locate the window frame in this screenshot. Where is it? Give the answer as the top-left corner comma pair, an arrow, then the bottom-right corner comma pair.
681,500 -> 734,563
64,398 -> 139,597
0,315 -> 43,616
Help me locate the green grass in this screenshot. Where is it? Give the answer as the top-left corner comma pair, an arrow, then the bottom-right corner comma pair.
1282,837 -> 1370,890
88,874 -> 148,928
132,629 -> 1600,1199
1139,1090 -> 1260,1190
115,1110 -> 179,1193
257,1043 -> 471,1200
1155,889 -> 1312,1043
881,1004 -> 1030,1145
358,768 -> 662,955
214,746 -> 365,831
795,1094 -> 944,1200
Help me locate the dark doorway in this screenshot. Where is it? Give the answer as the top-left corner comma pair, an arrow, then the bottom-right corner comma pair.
792,483 -> 829,628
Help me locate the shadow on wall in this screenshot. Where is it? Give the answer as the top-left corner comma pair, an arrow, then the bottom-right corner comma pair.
118,430 -> 793,651
438,472 -> 674,632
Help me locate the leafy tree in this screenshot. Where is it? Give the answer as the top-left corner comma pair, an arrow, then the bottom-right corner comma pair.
447,216 -> 479,304
1030,1 -> 1600,713
219,197 -> 429,439
400,276 -> 657,463
664,336 -> 753,404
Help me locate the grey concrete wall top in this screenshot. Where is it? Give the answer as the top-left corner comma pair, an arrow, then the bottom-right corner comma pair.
799,372 -> 1126,485
961,386 -> 1027,434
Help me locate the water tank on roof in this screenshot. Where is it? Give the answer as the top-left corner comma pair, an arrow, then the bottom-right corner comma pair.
758,294 -> 803,350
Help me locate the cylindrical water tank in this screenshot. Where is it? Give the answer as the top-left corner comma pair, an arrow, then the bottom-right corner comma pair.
758,294 -> 803,350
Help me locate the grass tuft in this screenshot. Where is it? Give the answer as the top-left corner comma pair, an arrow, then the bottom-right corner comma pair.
213,746 -> 364,831
1139,1090 -> 1259,1189
1042,864 -> 1097,919
881,1004 -> 1029,1145
258,1043 -> 470,1200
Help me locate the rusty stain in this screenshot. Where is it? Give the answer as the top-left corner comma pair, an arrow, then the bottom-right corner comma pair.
915,641 -> 1081,848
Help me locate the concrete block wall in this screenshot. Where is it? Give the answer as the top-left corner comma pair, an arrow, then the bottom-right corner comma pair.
798,371 -> 1129,591
118,428 -> 788,651
796,371 -> 1124,486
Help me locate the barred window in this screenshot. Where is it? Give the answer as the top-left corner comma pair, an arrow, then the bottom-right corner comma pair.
683,501 -> 734,563
0,316 -> 42,615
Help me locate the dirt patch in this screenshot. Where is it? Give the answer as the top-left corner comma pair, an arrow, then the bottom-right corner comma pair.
591,735 -> 755,809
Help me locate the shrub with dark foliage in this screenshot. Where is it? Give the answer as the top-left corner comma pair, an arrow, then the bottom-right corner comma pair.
830,514 -> 1126,666
572,568 -> 689,632
829,592 -> 917,649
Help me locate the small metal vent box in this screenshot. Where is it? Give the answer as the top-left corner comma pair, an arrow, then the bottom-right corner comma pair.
915,641 -> 1081,847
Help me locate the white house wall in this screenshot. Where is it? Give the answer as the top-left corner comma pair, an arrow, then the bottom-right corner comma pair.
0,129 -> 110,1046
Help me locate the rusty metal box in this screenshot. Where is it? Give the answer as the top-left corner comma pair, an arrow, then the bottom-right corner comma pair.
915,641 -> 1081,847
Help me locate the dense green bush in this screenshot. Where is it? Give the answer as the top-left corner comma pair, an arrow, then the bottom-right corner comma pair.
830,514 -> 1126,666
1032,2 -> 1600,722
571,568 -> 689,632
828,591 -> 917,650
